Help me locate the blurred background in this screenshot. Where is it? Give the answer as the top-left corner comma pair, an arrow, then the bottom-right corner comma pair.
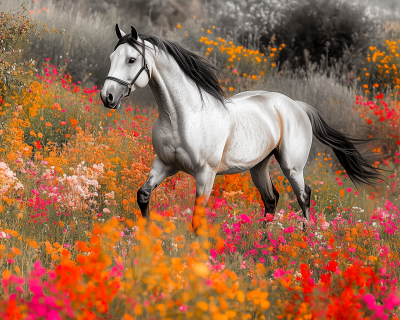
12,0 -> 399,86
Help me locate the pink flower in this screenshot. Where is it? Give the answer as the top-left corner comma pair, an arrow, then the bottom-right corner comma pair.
103,208 -> 110,213
284,227 -> 294,233
210,249 -> 217,259
274,268 -> 285,278
348,247 -> 356,253
384,293 -> 400,310
346,188 -> 352,192
14,182 -> 24,190
321,221 -> 330,230
180,305 -> 187,312
240,213 -> 251,223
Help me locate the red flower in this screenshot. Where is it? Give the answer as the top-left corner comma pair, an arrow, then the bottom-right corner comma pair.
324,260 -> 338,273
265,214 -> 273,222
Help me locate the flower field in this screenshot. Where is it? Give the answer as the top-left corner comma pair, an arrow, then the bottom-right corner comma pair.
1,5 -> 400,320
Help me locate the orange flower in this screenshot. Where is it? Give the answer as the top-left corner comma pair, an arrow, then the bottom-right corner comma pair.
70,117 -> 78,129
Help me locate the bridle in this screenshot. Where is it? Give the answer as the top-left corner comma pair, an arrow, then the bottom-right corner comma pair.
105,39 -> 150,98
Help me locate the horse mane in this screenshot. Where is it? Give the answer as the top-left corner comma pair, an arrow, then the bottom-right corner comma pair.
114,33 -> 227,105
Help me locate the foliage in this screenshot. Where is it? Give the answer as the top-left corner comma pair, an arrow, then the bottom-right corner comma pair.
211,0 -> 379,77
1,1 -> 400,319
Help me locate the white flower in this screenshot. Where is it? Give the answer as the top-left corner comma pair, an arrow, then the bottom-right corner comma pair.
0,231 -> 9,239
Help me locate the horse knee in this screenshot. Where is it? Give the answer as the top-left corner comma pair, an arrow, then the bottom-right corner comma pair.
302,184 -> 311,205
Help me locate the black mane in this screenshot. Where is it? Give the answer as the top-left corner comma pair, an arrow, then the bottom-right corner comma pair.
114,33 -> 227,105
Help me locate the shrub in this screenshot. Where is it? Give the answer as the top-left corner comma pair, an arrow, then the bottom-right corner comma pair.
211,0 -> 379,77
265,0 -> 378,69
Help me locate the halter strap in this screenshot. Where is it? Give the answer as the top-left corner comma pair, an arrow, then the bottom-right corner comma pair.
105,39 -> 150,97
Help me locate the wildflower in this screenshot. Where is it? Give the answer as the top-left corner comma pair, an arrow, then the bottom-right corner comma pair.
321,221 -> 330,230
239,213 -> 251,223
283,227 -> 294,233
265,214 -> 273,222
274,268 -> 285,278
180,305 -> 188,312
0,231 -> 9,239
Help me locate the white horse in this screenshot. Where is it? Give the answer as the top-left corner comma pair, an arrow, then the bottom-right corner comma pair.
101,25 -> 381,233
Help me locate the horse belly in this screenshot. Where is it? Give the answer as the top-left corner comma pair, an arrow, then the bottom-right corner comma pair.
217,111 -> 279,175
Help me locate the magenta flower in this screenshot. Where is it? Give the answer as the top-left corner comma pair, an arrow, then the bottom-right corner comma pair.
240,213 -> 251,223
284,227 -> 294,233
274,268 -> 285,278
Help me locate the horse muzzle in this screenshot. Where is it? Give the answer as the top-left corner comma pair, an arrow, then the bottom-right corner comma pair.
100,91 -> 123,110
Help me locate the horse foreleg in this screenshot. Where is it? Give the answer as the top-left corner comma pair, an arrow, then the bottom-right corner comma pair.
192,166 -> 216,235
137,156 -> 178,219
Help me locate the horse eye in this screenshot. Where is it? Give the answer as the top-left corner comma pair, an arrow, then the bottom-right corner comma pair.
128,58 -> 136,64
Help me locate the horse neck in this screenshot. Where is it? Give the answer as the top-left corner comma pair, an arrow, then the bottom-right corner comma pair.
147,51 -> 203,122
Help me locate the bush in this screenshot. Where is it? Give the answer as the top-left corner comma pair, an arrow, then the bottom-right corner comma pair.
211,0 -> 379,77
0,1 -> 58,143
266,0 -> 379,71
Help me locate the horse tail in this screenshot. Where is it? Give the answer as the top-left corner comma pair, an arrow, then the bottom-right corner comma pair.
298,102 -> 383,187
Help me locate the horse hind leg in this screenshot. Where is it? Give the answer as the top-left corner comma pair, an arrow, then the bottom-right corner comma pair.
250,155 -> 280,225
281,168 -> 311,231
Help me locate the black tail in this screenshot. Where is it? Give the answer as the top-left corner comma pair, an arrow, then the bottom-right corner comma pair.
301,103 -> 383,187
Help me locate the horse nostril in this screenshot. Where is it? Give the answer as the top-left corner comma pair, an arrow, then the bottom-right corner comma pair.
107,93 -> 114,103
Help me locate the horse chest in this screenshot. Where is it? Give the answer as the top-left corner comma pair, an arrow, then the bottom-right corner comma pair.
152,122 -> 197,174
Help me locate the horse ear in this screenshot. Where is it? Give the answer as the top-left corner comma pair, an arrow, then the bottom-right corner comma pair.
115,24 -> 126,39
131,26 -> 138,40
